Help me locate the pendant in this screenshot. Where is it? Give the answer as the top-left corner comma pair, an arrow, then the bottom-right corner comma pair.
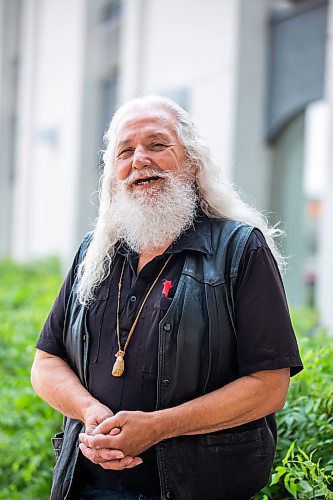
112,350 -> 125,377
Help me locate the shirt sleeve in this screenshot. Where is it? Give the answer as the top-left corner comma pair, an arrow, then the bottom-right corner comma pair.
36,245 -> 82,359
234,229 -> 303,377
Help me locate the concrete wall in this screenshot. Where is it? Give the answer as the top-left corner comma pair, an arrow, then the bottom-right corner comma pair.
233,0 -> 272,209
271,113 -> 307,305
11,0 -> 86,263
0,0 -> 21,257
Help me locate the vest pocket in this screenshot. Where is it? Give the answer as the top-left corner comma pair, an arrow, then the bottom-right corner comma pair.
204,426 -> 266,446
51,432 -> 64,459
202,426 -> 275,498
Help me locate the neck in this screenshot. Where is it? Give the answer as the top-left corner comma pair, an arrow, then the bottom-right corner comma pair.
138,241 -> 173,273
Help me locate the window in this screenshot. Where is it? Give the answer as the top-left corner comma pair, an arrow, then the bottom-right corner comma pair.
101,0 -> 121,23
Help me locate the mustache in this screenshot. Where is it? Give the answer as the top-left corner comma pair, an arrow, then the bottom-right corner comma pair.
122,168 -> 170,187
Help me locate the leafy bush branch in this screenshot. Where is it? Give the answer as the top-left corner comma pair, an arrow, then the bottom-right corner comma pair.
270,441 -> 333,499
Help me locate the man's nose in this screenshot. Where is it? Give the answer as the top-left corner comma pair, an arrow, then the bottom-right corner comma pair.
132,146 -> 151,169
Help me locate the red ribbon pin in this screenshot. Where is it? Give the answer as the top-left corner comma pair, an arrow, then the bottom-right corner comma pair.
162,280 -> 172,298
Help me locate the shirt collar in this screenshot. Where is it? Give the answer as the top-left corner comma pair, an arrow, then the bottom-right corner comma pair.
165,212 -> 213,255
117,211 -> 213,258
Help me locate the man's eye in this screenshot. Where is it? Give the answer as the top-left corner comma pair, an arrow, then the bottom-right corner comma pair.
149,143 -> 167,150
118,148 -> 134,158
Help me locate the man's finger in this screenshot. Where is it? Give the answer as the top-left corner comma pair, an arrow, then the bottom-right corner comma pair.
79,443 -> 101,464
93,412 -> 125,435
110,427 -> 121,436
100,456 -> 134,470
79,443 -> 124,463
79,432 -> 118,450
97,448 -> 125,461
100,457 -> 143,470
124,458 -> 143,469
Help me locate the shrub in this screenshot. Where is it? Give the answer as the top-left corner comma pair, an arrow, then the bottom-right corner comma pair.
0,262 -> 332,498
256,309 -> 333,499
0,260 -> 63,499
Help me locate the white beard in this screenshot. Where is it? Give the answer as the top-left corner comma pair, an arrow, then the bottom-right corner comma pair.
110,167 -> 198,252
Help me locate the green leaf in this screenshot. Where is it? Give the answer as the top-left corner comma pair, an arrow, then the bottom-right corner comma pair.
284,474 -> 298,499
299,480 -> 313,493
270,466 -> 287,485
282,441 -> 296,465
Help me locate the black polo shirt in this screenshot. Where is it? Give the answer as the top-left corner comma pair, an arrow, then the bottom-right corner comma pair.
36,214 -> 303,495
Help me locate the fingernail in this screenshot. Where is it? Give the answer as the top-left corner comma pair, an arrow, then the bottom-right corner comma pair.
114,452 -> 124,459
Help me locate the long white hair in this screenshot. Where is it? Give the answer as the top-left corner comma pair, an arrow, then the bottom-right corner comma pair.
77,95 -> 284,305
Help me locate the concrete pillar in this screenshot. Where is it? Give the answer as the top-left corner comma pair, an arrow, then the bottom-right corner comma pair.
10,0 -> 37,261
233,0 -> 272,209
11,0 -> 86,264
0,0 -> 21,257
317,0 -> 333,334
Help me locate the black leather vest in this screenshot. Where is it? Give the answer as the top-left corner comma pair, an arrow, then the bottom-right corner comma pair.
51,219 -> 276,500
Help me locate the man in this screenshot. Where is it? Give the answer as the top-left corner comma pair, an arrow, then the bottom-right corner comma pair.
31,96 -> 303,500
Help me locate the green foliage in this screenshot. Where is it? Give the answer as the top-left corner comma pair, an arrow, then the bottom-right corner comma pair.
270,442 -> 333,499
0,259 -> 63,499
256,308 -> 333,499
0,262 -> 332,499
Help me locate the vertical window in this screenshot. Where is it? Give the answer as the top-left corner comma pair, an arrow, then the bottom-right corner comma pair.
100,73 -> 118,148
101,0 -> 122,23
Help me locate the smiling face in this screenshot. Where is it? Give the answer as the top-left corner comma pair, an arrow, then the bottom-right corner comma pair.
109,104 -> 198,251
114,105 -> 188,194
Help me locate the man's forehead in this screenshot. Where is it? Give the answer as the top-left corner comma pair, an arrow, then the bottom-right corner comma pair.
116,107 -> 177,140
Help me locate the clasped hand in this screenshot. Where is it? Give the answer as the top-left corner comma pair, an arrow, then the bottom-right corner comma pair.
79,410 -> 161,470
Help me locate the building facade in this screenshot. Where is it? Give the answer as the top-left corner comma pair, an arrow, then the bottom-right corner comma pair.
0,0 -> 332,332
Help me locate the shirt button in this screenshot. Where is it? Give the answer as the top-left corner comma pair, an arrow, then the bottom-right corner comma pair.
130,295 -> 137,303
166,492 -> 174,499
162,379 -> 170,388
163,323 -> 171,332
